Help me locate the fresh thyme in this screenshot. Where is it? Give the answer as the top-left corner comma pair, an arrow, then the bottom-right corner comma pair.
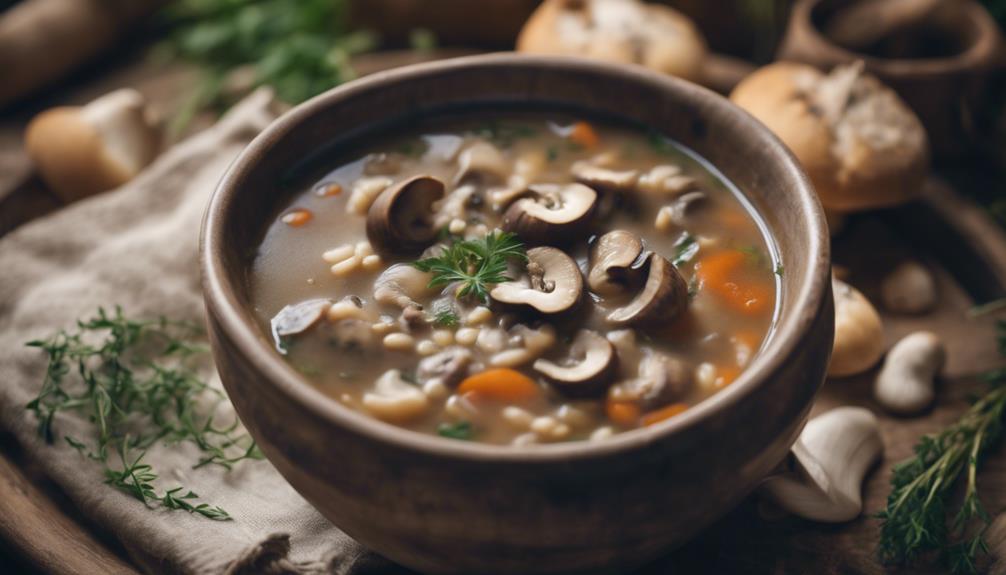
877,320 -> 1006,573
413,231 -> 527,303
25,307 -> 262,520
432,309 -> 460,328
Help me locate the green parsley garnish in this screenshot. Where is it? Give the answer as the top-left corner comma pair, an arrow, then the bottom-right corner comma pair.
672,233 -> 700,267
413,231 -> 527,303
437,421 -> 474,440
26,307 -> 262,520
432,309 -> 460,328
877,320 -> 1006,573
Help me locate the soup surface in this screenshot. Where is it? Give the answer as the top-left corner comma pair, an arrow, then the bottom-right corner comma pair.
251,115 -> 778,445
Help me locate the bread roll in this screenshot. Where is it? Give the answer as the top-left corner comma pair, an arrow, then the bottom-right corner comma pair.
517,0 -> 707,82
25,89 -> 161,203
731,62 -> 929,212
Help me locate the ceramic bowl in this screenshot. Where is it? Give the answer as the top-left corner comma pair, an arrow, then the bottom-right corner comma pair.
201,54 -> 833,575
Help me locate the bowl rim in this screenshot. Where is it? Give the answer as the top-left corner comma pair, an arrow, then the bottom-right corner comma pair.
201,53 -> 831,463
794,0 -> 1003,76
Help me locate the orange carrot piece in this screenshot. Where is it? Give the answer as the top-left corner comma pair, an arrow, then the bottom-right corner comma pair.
281,208 -> 313,227
315,183 -> 342,197
457,369 -> 539,402
715,365 -> 742,389
605,400 -> 641,427
695,250 -> 772,315
568,121 -> 600,149
641,403 -> 689,426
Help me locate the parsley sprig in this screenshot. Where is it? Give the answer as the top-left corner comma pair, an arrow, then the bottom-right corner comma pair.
413,231 -> 527,303
877,320 -> 1006,573
26,307 -> 262,521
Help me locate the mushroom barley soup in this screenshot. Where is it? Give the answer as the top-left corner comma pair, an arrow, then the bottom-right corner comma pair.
251,116 -> 779,445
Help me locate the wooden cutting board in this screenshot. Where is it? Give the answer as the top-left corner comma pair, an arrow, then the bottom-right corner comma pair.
3,51 -> 1006,575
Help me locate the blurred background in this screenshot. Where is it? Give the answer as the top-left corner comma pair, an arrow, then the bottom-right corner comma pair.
0,0 -> 1003,230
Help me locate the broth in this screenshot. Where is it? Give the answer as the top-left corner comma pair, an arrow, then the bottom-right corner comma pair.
250,115 -> 778,445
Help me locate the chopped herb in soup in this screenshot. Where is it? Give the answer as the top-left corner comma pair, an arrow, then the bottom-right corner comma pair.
251,116 -> 778,445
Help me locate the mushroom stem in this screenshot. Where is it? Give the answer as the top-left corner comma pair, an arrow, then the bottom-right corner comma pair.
760,407 -> 883,522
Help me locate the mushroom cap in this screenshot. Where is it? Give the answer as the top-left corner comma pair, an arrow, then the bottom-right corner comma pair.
270,298 -> 332,351
533,329 -> 618,397
366,175 -> 445,256
606,253 -> 689,327
730,62 -> 928,213
502,182 -> 598,245
829,278 -> 885,377
455,140 -> 510,185
571,160 -> 640,193
490,246 -> 583,315
588,230 -> 645,296
25,88 -> 161,203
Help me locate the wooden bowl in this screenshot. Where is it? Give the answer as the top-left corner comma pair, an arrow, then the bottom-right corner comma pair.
778,0 -> 1003,158
201,54 -> 833,575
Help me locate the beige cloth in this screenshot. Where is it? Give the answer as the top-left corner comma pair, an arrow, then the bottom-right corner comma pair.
0,90 -> 410,575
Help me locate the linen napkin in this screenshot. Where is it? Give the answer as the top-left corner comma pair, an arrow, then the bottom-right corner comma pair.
0,89 -> 410,575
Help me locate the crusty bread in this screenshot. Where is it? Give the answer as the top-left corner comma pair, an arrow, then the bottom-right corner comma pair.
731,62 -> 929,212
517,0 -> 707,82
25,89 -> 160,203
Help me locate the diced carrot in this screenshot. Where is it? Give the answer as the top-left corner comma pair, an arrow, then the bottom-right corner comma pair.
641,402 -> 689,426
605,399 -> 641,427
457,369 -> 539,402
695,250 -> 773,315
316,183 -> 342,197
281,208 -> 313,227
568,121 -> 600,149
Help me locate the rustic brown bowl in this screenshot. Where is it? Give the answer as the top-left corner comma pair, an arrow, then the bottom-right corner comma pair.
778,0 -> 1003,158
201,54 -> 833,575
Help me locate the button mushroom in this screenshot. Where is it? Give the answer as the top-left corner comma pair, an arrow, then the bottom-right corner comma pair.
362,370 -> 429,422
455,140 -> 510,185
270,298 -> 331,353
418,347 -> 474,389
490,247 -> 583,315
588,230 -> 646,297
608,351 -> 692,410
373,263 -> 436,310
830,278 -> 885,377
366,175 -> 445,256
759,406 -> 883,522
502,183 -> 598,245
533,329 -> 618,397
874,331 -> 945,416
571,160 -> 639,193
605,253 -> 689,327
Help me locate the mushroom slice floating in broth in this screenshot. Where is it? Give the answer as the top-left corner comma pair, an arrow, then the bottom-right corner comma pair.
366,175 -> 445,256
502,183 -> 597,245
608,351 -> 692,410
490,247 -> 583,315
606,253 -> 688,327
534,330 -> 618,397
270,298 -> 331,353
588,230 -> 646,297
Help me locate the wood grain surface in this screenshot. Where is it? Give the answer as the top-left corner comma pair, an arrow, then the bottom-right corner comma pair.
2,50 -> 1005,575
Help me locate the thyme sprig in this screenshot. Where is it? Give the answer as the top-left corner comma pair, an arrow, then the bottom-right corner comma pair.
413,231 -> 527,303
877,320 -> 1006,573
26,307 -> 262,520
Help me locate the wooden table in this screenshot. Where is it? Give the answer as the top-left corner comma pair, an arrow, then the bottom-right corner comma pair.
3,46 -> 1006,575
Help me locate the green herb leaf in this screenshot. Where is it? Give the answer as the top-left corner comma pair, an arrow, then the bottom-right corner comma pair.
672,233 -> 700,267
774,263 -> 785,277
25,307 -> 262,520
413,231 -> 527,303
437,421 -> 473,440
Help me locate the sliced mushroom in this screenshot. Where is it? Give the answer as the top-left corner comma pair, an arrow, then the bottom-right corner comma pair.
455,140 -> 510,185
533,329 -> 618,397
490,247 -> 583,314
588,230 -> 646,296
608,351 -> 691,410
433,183 -> 479,229
606,253 -> 688,327
637,164 -> 697,195
373,263 -> 436,309
366,175 -> 445,256
654,190 -> 708,232
571,160 -> 639,192
502,183 -> 598,245
362,369 -> 429,422
417,347 -> 474,389
489,324 -> 557,367
270,299 -> 331,352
